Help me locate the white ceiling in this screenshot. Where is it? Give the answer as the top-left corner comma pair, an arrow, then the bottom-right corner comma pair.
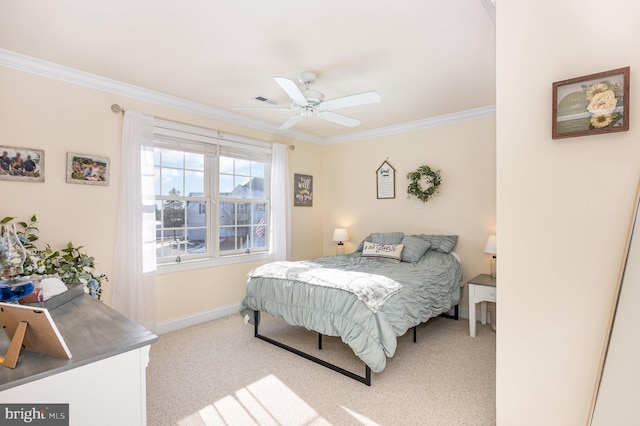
0,0 -> 496,143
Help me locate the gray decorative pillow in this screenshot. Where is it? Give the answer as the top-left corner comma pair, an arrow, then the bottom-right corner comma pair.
400,236 -> 431,263
415,234 -> 458,253
356,232 -> 405,252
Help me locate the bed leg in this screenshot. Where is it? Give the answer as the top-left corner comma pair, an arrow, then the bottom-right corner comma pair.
318,333 -> 323,350
254,310 -> 260,337
413,326 -> 417,343
439,305 -> 459,320
365,365 -> 371,386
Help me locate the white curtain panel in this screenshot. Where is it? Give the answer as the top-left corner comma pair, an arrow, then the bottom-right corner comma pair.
270,143 -> 291,261
112,110 -> 157,332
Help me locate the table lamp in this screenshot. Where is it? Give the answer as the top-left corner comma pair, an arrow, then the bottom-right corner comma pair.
332,228 -> 349,255
484,234 -> 497,278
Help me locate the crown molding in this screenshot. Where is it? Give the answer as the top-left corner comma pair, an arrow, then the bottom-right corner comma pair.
0,48 -> 495,145
323,105 -> 496,144
0,49 -> 323,144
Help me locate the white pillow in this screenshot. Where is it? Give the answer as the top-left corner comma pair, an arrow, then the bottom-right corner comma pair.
361,241 -> 404,263
38,277 -> 68,301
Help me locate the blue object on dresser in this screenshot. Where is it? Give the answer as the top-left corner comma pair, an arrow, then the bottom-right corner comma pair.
0,278 -> 34,302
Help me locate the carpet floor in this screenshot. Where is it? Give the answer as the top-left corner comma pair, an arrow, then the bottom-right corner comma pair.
146,313 -> 496,426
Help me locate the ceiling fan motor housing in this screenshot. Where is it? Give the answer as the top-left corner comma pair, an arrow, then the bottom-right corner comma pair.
302,89 -> 324,106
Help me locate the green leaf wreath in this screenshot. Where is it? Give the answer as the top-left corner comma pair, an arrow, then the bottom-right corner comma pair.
406,165 -> 442,203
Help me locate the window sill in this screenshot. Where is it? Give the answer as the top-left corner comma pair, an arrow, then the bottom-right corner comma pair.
156,252 -> 271,275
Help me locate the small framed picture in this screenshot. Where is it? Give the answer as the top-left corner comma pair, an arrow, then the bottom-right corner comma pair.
0,146 -> 44,182
552,67 -> 630,139
66,152 -> 110,186
293,173 -> 313,207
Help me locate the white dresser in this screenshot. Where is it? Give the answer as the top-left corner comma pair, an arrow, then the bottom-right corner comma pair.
0,295 -> 158,426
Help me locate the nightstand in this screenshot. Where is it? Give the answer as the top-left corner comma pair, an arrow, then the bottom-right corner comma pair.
468,273 -> 496,337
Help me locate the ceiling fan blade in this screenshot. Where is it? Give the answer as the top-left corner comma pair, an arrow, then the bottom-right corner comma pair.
317,111 -> 361,128
279,113 -> 305,129
319,91 -> 381,110
274,77 -> 308,106
230,106 -> 296,111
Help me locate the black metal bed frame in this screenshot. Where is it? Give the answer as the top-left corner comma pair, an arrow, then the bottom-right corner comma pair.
253,305 -> 458,386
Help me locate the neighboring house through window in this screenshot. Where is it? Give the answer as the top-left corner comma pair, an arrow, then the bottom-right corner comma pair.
153,119 -> 272,270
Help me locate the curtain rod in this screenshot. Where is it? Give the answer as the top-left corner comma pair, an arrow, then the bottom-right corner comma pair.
110,103 -> 295,150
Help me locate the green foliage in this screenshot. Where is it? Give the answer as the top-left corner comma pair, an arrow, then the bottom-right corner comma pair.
0,215 -> 106,300
406,165 -> 442,203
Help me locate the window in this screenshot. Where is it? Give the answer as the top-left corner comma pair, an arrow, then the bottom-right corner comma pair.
152,120 -> 271,267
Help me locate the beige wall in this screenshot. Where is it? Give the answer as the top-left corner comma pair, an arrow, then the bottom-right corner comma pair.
497,1 -> 640,424
322,117 -> 497,309
1,55 -> 496,345
0,66 -> 324,324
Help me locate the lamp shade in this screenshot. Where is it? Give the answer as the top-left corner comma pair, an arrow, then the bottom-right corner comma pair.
332,228 -> 349,243
484,234 -> 497,255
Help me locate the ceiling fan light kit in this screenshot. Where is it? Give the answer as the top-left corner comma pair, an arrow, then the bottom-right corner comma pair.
234,71 -> 381,130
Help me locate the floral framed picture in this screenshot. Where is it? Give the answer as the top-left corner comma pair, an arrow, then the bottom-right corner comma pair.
66,152 -> 110,186
0,146 -> 44,182
552,67 -> 630,139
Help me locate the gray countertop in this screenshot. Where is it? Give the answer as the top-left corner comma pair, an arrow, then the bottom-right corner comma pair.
0,294 -> 158,392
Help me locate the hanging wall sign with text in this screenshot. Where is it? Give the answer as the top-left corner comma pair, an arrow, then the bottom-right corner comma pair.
293,173 -> 313,207
376,160 -> 396,199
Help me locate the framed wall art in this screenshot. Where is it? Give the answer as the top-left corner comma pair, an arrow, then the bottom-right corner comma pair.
376,160 -> 396,199
0,146 -> 44,183
66,152 -> 110,186
293,173 -> 313,207
552,67 -> 630,139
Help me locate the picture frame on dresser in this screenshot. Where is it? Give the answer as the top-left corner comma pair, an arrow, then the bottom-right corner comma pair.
0,302 -> 72,368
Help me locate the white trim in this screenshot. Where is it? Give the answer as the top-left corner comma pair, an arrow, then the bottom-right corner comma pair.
0,48 -> 322,144
156,252 -> 270,274
155,304 -> 240,335
0,48 -> 496,145
479,0 -> 496,25
323,105 -> 497,144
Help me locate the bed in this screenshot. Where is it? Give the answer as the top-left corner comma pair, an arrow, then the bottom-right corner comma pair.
239,232 -> 463,385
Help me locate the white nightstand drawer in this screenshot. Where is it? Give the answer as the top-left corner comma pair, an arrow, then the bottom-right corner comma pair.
474,285 -> 496,302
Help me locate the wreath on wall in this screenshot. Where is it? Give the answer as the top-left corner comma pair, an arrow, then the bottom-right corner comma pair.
406,165 -> 442,203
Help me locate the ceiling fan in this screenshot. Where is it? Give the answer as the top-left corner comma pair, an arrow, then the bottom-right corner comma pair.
233,71 -> 381,130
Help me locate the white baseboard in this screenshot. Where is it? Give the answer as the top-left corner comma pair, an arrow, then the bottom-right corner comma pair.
458,306 -> 470,319
156,304 -> 240,335
156,303 -> 483,336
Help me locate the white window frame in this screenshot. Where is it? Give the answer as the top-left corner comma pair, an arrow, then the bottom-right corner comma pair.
153,119 -> 272,274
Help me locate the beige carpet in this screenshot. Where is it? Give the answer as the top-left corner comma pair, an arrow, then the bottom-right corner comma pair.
146,313 -> 496,426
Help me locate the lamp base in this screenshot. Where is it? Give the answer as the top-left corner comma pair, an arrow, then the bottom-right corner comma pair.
336,243 -> 345,256
490,256 -> 496,279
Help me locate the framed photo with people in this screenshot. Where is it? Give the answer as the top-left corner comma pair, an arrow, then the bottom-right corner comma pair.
66,152 -> 110,186
0,145 -> 44,183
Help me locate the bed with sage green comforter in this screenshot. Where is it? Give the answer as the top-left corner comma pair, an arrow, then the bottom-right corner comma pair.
239,248 -> 463,373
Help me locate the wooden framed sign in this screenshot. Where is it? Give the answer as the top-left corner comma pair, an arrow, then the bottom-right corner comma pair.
293,173 -> 313,207
376,160 -> 396,199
